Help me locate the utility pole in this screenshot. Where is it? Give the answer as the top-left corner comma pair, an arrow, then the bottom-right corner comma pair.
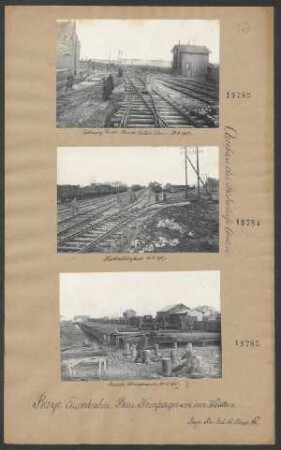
196,146 -> 200,198
108,48 -> 111,70
185,153 -> 212,199
184,148 -> 188,199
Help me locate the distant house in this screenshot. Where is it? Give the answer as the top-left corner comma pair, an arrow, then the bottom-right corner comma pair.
156,303 -> 190,328
171,44 -> 210,77
73,315 -> 90,322
123,309 -> 137,319
188,308 -> 205,321
205,311 -> 221,321
157,303 -> 189,319
204,177 -> 219,194
157,303 -> 190,316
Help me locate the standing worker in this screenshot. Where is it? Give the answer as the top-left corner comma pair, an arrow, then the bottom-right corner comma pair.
145,72 -> 151,93
65,72 -> 74,92
129,188 -> 136,204
102,72 -> 114,101
107,72 -> 114,91
134,334 -> 147,363
70,197 -> 78,217
148,187 -> 151,203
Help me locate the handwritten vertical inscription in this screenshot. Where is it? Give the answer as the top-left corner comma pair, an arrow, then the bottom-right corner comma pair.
222,125 -> 238,254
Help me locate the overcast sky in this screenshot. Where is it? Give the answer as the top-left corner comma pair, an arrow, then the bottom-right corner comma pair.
60,271 -> 220,319
75,20 -> 220,64
57,146 -> 218,186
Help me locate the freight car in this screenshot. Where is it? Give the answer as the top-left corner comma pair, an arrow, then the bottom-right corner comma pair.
131,184 -> 143,191
57,183 -> 128,203
57,185 -> 80,203
164,183 -> 195,193
80,184 -> 127,200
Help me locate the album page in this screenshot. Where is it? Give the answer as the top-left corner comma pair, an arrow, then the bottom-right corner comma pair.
5,5 -> 274,445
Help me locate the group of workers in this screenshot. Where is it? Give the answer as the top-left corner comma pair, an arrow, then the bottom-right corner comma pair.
68,184 -> 166,218
64,68 -> 153,103
64,69 -> 116,101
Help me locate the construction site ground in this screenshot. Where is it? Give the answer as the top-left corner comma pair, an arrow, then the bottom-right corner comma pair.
126,191 -> 219,253
60,322 -> 222,381
58,189 -> 219,253
56,77 -> 124,128
90,191 -> 219,253
56,71 -> 218,129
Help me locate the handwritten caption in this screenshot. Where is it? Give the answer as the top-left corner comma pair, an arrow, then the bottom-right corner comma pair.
82,128 -> 193,137
31,392 -> 260,429
32,392 -> 235,415
222,125 -> 238,255
107,379 -> 183,389
187,415 -> 260,428
103,255 -> 167,263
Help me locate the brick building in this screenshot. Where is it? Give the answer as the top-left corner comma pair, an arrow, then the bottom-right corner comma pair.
57,20 -> 80,77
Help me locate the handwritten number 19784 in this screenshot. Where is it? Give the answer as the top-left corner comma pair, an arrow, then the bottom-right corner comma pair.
235,340 -> 260,348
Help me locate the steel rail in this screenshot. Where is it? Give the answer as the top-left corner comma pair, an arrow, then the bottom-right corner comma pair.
128,78 -> 167,128
158,80 -> 217,105
57,200 -> 119,242
58,189 -> 148,253
150,87 -> 203,128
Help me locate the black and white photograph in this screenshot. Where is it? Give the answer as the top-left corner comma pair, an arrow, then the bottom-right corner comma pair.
57,146 -> 219,253
60,271 -> 221,381
57,20 -> 219,128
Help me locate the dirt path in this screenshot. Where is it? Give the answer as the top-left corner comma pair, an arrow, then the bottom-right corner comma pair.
56,79 -> 125,128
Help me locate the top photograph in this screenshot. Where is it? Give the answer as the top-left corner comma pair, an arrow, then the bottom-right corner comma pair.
56,19 -> 220,129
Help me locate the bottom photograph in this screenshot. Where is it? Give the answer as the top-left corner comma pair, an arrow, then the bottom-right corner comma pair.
60,271 -> 221,381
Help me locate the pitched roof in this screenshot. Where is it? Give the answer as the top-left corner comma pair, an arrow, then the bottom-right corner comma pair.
158,303 -> 190,314
171,44 -> 210,54
189,308 -> 205,314
57,20 -> 76,40
73,315 -> 89,320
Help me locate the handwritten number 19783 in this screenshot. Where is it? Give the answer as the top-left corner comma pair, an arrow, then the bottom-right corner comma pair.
236,218 -> 260,227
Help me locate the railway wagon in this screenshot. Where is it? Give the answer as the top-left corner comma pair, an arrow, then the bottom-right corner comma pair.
57,184 -> 80,203
131,184 -> 143,192
164,183 -> 195,193
79,183 -> 127,200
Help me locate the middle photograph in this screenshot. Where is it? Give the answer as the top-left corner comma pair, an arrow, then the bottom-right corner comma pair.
57,146 -> 219,253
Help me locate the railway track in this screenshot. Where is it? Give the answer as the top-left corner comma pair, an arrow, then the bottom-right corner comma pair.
110,76 -> 212,128
155,77 -> 218,105
58,198 -> 120,241
58,195 -> 118,223
57,189 -> 149,253
157,74 -> 218,96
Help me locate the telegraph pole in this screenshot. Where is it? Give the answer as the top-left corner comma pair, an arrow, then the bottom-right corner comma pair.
184,148 -> 188,199
196,146 -> 200,198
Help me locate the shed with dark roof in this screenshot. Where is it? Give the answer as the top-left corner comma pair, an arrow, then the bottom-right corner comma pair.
171,44 -> 210,77
156,303 -> 190,329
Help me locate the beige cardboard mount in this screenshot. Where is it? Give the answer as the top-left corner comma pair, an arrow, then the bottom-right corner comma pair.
5,5 -> 274,445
